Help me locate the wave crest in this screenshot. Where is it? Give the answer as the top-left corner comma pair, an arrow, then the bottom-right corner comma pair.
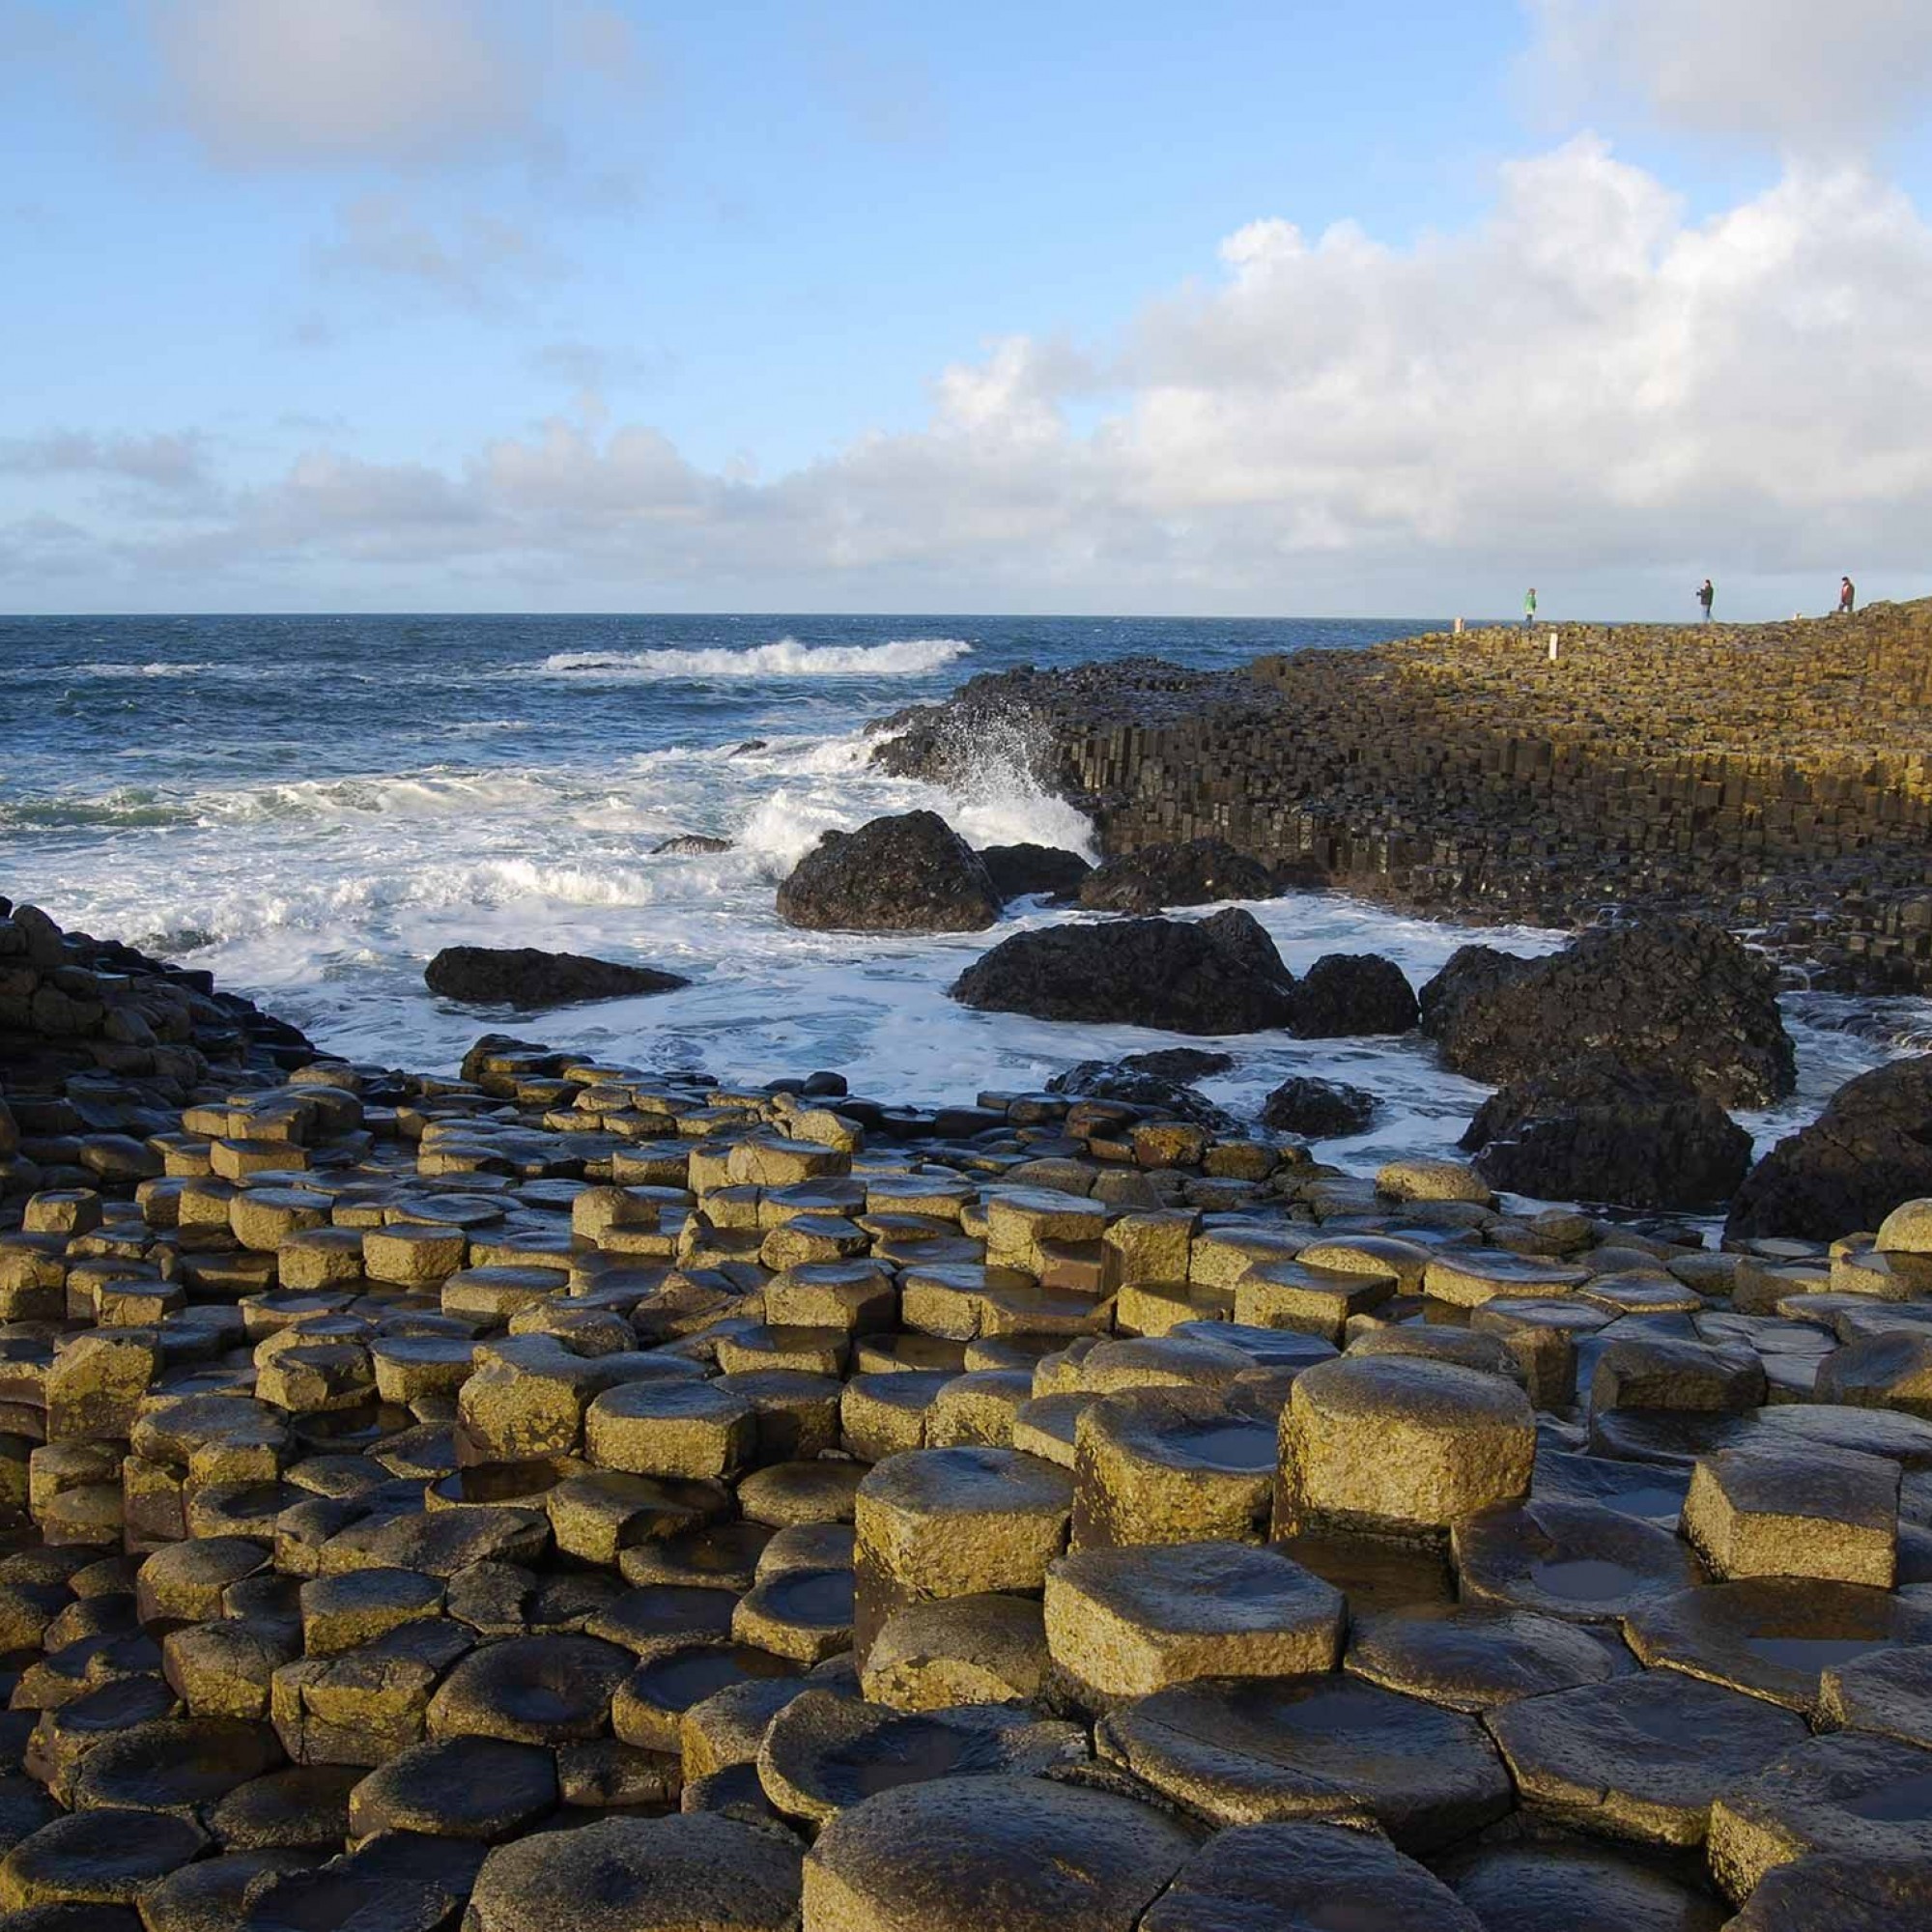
537,637 -> 973,681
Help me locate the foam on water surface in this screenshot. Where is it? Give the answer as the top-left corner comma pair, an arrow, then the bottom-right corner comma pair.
5,611 -> 1925,1182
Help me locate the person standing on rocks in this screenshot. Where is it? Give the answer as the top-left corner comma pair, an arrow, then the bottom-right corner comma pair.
1522,587 -> 1537,629
1839,575 -> 1857,615
1697,578 -> 1715,621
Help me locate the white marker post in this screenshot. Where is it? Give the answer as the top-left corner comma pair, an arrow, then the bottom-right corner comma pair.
1548,631 -> 1558,663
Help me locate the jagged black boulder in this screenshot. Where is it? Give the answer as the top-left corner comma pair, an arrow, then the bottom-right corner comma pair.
1077,838 -> 1285,913
1419,919 -> 1794,1108
776,811 -> 1002,933
1460,1055 -> 1753,1210
425,948 -> 689,1010
976,843 -> 1094,902
651,834 -> 732,857
1045,1060 -> 1237,1131
1726,1054 -> 1932,1241
1259,1076 -> 1378,1140
950,912 -> 1297,1035
1292,953 -> 1419,1037
1122,1048 -> 1236,1081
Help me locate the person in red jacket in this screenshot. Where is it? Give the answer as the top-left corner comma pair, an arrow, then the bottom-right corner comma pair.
1838,576 -> 1856,615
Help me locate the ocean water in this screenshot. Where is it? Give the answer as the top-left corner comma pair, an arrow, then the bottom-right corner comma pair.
1,612 -> 1919,1175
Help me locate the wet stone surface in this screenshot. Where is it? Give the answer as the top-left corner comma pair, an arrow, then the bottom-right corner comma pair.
0,900 -> 1927,1924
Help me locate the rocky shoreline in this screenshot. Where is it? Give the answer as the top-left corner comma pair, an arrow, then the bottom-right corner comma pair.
872,601 -> 1932,995
0,897 -> 1930,1926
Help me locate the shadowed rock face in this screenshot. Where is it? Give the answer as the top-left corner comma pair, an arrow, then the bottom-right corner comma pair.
951,912 -> 1297,1035
424,947 -> 690,1009
1421,919 -> 1795,1108
1076,838 -> 1299,914
1291,953 -> 1418,1038
1260,1076 -> 1377,1140
777,810 -> 1003,933
1461,1055 -> 1754,1211
976,843 -> 1093,902
1727,1055 -> 1932,1242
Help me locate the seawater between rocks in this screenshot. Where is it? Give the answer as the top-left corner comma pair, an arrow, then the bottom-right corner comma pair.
3,611 -> 1924,1173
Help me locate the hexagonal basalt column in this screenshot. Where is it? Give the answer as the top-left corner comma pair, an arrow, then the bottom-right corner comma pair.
853,1446 -> 1072,1664
1276,1355 -> 1534,1539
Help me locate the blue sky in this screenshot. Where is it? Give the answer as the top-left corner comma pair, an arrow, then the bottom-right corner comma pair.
4,0 -> 1932,616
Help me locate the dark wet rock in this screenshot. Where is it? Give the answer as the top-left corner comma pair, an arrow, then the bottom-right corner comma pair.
756,1690 -> 1085,1825
205,1765 -> 357,1851
1259,1076 -> 1377,1140
1435,1839 -> 1728,1932
977,843 -> 1094,902
1045,1063 -> 1237,1133
1121,1048 -> 1235,1082
1145,1819 -> 1482,1932
777,811 -> 1001,933
424,948 -> 689,1010
951,915 -> 1297,1035
133,1848 -> 319,1932
1726,1053 -> 1932,1242
68,1717 -> 282,1821
346,1736 -> 558,1841
465,1813 -> 801,1932
1290,952 -> 1418,1037
425,1634 -> 632,1745
1076,838 -> 1288,914
1708,1729 -> 1932,1902
649,835 -> 732,857
1818,1638 -> 1932,1747
1420,920 -> 1795,1108
1719,1850 -> 1932,1930
0,1806 -> 206,1911
232,1861 -> 460,1931
802,1772 -> 1197,1932
1486,1669 -> 1808,1846
1095,1673 -> 1511,1850
1344,1604 -> 1634,1712
1452,1496 -> 1707,1624
1461,1056 -> 1753,1211
1623,1577 -> 1932,1714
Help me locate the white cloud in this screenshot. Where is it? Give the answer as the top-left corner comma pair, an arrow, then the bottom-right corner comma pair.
142,0 -> 651,169
1522,0 -> 1932,148
146,0 -> 528,167
16,140 -> 1932,612
316,193 -> 555,311
0,430 -> 208,487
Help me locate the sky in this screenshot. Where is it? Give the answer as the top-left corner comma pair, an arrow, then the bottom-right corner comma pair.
3,0 -> 1932,618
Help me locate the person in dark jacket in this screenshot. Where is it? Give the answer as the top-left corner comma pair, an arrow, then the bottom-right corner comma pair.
1697,579 -> 1715,621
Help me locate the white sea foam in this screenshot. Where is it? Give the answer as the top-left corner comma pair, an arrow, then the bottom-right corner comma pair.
536,638 -> 973,680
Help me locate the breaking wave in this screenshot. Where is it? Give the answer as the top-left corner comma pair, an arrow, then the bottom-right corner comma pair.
537,638 -> 973,680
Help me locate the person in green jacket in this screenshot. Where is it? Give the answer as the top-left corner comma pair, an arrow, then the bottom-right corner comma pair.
1522,587 -> 1537,628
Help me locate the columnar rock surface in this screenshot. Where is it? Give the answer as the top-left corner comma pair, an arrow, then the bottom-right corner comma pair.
1,899 -> 1930,1926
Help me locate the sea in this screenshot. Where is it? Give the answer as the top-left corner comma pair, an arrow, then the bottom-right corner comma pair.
3,612 -> 1923,1178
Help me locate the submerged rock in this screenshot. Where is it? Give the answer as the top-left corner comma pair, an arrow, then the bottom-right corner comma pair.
1421,919 -> 1795,1108
1260,1076 -> 1378,1140
650,834 -> 733,857
1292,953 -> 1419,1037
1077,838 -> 1293,914
1461,1056 -> 1753,1210
950,912 -> 1298,1035
777,811 -> 1002,933
424,947 -> 691,1009
1045,1061 -> 1237,1133
976,843 -> 1093,902
1726,1054 -> 1932,1242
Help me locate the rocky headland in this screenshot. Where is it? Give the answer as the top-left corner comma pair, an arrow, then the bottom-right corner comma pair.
873,600 -> 1932,994
1,894 -> 1931,1928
